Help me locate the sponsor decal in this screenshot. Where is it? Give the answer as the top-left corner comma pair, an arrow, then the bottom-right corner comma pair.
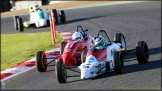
82,70 -> 87,75
90,71 -> 94,75
90,58 -> 94,60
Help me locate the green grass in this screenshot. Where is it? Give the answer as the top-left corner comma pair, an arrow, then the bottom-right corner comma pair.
1,31 -> 63,71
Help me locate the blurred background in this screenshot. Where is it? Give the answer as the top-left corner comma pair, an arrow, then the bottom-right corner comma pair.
0,0 -> 51,12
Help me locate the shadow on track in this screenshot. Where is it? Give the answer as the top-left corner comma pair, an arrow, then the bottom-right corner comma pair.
45,69 -> 55,72
67,74 -> 80,78
65,16 -> 105,24
125,47 -> 162,60
42,47 -> 161,83
91,59 -> 161,80
124,59 -> 161,73
66,79 -> 86,83
149,47 -> 162,55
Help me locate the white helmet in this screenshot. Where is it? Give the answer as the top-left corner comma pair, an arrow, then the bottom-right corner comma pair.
33,2 -> 40,12
72,32 -> 83,40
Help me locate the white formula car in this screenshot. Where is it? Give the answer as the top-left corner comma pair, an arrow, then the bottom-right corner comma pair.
80,30 -> 149,79
13,9 -> 66,32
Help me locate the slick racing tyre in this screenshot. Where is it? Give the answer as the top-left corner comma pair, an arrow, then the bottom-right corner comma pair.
60,42 -> 67,55
81,50 -> 88,63
59,10 -> 66,24
17,17 -> 24,32
114,33 -> 126,67
52,9 -> 58,24
136,41 -> 149,64
46,19 -> 50,26
36,51 -> 47,72
112,51 -> 123,74
114,33 -> 126,51
13,16 -> 19,30
55,60 -> 67,83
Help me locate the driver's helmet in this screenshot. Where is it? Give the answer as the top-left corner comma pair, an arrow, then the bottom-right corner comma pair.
72,32 -> 83,40
33,3 -> 40,12
94,36 -> 107,50
29,7 -> 34,12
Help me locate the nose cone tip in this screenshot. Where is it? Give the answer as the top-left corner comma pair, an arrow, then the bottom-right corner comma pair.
81,76 -> 89,80
81,73 -> 91,79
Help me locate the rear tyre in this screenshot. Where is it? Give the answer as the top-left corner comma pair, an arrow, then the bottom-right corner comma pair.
114,33 -> 126,51
114,33 -> 126,67
55,60 -> 67,83
59,10 -> 66,24
52,9 -> 58,24
46,19 -> 50,26
60,42 -> 67,55
13,16 -> 19,30
81,50 -> 88,63
136,41 -> 149,64
36,51 -> 47,72
17,17 -> 24,32
112,51 -> 123,74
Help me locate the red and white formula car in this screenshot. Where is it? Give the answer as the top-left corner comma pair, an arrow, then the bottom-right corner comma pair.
36,25 -> 94,82
80,30 -> 149,79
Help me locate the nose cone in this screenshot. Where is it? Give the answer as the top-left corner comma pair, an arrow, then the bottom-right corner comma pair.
81,66 -> 92,79
80,63 -> 97,79
81,55 -> 98,79
63,53 -> 75,66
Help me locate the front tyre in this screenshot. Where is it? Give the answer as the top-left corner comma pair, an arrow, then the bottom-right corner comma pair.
112,51 -> 123,74
55,60 -> 67,83
46,19 -> 50,26
114,33 -> 126,67
36,51 -> 47,72
13,16 -> 19,30
136,41 -> 149,64
17,17 -> 24,32
81,50 -> 88,63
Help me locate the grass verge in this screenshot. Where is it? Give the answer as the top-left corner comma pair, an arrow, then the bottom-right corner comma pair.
1,31 -> 63,71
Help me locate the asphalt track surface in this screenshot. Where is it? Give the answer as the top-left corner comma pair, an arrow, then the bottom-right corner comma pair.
1,1 -> 161,90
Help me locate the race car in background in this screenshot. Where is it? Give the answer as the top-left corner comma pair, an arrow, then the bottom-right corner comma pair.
13,2 -> 66,32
